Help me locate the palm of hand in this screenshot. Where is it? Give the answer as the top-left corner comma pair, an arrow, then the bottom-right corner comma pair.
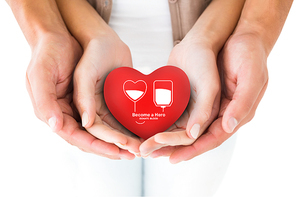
26,34 -> 124,158
156,34 -> 269,163
26,34 -> 81,125
218,34 -> 268,131
139,43 -> 221,160
73,37 -> 142,158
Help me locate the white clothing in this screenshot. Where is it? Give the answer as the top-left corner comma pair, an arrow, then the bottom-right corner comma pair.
109,0 -> 174,74
0,1 -> 236,197
93,0 -> 237,196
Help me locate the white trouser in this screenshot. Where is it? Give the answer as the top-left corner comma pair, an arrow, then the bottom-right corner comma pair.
61,133 -> 236,197
65,1 -> 237,196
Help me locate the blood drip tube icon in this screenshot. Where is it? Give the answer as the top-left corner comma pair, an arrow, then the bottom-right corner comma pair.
123,80 -> 147,112
153,80 -> 173,112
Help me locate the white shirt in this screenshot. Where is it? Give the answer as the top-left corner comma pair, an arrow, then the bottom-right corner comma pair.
109,0 -> 174,74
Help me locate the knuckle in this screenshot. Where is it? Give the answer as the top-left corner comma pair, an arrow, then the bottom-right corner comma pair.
73,93 -> 88,113
79,147 -> 90,153
242,102 -> 253,115
212,79 -> 221,94
33,108 -> 42,121
246,111 -> 256,124
201,109 -> 212,123
211,132 -> 224,150
257,66 -> 269,85
213,140 -> 223,149
65,135 -> 75,147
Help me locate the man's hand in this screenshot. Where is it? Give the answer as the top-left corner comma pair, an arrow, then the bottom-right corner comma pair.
26,33 -> 135,159
139,41 -> 221,158
151,33 -> 268,163
73,34 -> 142,157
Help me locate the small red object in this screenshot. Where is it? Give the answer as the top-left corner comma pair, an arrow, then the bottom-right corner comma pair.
104,66 -> 190,139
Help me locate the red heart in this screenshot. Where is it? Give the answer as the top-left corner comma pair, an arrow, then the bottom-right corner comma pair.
104,66 -> 190,139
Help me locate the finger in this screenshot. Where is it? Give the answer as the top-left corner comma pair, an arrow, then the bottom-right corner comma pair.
222,70 -> 268,133
86,114 -> 129,146
154,129 -> 195,146
73,58 -> 97,128
139,129 -> 191,157
231,81 -> 268,131
113,137 -> 141,157
169,118 -> 232,164
118,149 -> 136,160
186,81 -> 220,140
56,113 -> 121,157
140,131 -> 192,157
168,84 -> 268,164
26,69 -> 63,132
100,111 -> 142,155
139,136 -> 165,157
150,146 -> 177,158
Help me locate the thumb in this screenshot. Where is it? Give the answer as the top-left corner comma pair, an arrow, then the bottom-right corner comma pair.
26,71 -> 63,133
73,65 -> 97,129
222,72 -> 268,133
186,84 -> 220,140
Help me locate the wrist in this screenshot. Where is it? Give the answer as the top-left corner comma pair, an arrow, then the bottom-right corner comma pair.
9,0 -> 69,48
234,0 -> 293,56
181,0 -> 245,57
181,30 -> 221,57
234,19 -> 275,56
78,25 -> 118,50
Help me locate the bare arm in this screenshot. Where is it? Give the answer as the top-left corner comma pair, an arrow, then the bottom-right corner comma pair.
55,0 -> 141,155
140,0 -> 246,159
234,0 -> 294,55
7,0 -> 70,47
184,0 -> 246,55
55,0 -> 115,49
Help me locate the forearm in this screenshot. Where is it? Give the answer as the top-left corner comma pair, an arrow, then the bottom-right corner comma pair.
7,0 -> 69,47
234,0 -> 294,55
56,0 -> 115,49
184,0 -> 246,55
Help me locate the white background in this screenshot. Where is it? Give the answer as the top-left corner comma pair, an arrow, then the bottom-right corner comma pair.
0,1 -> 295,197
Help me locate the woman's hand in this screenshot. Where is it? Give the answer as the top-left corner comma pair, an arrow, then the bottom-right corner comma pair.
26,32 -> 128,159
139,40 -> 221,158
139,0 -> 246,161
26,33 -> 82,133
54,0 -> 141,158
151,33 -> 268,163
73,33 -> 142,158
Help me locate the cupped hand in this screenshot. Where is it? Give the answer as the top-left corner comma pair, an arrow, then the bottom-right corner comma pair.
73,33 -> 142,157
26,33 -> 134,160
26,33 -> 82,133
151,33 -> 269,163
140,40 -> 221,158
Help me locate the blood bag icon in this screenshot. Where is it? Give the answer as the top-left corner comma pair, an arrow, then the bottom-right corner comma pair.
153,80 -> 173,112
123,80 -> 147,112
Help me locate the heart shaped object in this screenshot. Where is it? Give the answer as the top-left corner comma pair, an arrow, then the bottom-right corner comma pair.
104,66 -> 190,139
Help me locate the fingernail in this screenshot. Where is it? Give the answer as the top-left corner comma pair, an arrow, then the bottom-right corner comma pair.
82,112 -> 89,127
170,158 -> 182,164
190,124 -> 200,139
142,152 -> 152,158
128,150 -> 141,157
119,155 -> 128,160
150,155 -> 160,159
48,117 -> 56,131
115,143 -> 126,149
150,153 -> 161,158
227,117 -> 238,133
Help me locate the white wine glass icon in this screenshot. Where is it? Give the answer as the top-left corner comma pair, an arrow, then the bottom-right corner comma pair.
123,80 -> 147,112
153,80 -> 173,112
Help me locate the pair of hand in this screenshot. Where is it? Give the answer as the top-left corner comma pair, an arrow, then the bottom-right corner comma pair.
26,31 -> 268,163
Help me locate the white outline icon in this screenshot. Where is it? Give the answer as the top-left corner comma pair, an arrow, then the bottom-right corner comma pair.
123,80 -> 147,112
153,80 -> 173,112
